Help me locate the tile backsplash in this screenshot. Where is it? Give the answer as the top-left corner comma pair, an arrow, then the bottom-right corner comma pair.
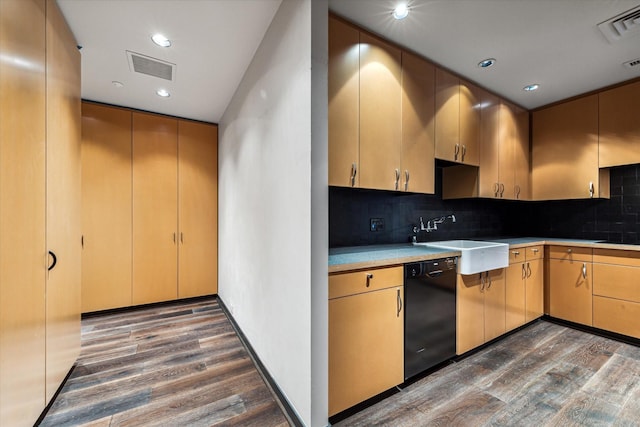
329,164 -> 640,247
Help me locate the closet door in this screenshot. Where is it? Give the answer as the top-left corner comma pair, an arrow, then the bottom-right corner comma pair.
178,121 -> 218,298
0,0 -> 47,424
81,103 -> 132,312
45,0 -> 82,403
132,113 -> 178,304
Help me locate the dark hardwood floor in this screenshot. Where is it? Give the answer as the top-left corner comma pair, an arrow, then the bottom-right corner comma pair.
39,297 -> 291,427
335,320 -> 640,426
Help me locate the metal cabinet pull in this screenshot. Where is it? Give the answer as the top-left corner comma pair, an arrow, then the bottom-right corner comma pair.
567,248 -> 572,253
48,251 -> 57,271
486,271 -> 492,289
180,232 -> 184,244
582,263 -> 587,279
454,143 -> 460,160
480,272 -> 485,291
366,273 -> 374,287
532,248 -> 539,253
173,232 -> 176,244
350,162 -> 357,187
462,144 -> 467,161
397,288 -> 402,317
522,263 -> 526,280
499,183 -> 505,197
395,169 -> 400,190
512,250 -> 520,256
515,185 -> 521,199
404,170 -> 410,191
589,181 -> 594,198
494,183 -> 500,197
526,262 -> 532,278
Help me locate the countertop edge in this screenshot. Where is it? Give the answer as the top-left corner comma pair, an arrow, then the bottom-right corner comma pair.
328,250 -> 461,274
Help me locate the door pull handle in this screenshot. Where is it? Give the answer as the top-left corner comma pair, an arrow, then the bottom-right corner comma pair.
48,251 -> 57,271
366,273 -> 373,287
397,289 -> 402,317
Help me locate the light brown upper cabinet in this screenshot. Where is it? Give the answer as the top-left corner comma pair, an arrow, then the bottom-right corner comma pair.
401,50 -> 435,194
599,80 -> 640,168
81,103 -> 133,313
328,16 -> 359,188
435,69 -> 480,166
532,95 -> 609,200
359,33 -> 402,191
178,121 -> 218,298
132,113 -> 179,305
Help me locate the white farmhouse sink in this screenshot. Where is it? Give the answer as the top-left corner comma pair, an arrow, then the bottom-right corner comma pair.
417,240 -> 509,275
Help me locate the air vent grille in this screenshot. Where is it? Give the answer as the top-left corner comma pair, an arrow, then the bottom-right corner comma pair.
598,5 -> 640,43
126,51 -> 176,81
623,58 -> 640,69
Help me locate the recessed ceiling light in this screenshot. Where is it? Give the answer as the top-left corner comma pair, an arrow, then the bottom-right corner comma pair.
393,3 -> 409,20
111,80 -> 124,88
151,33 -> 171,47
523,84 -> 540,92
478,58 -> 496,68
156,89 -> 170,97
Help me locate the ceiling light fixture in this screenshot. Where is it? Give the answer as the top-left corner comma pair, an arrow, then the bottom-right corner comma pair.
523,84 -> 540,92
393,3 -> 409,20
151,33 -> 171,47
478,58 -> 496,68
156,89 -> 170,97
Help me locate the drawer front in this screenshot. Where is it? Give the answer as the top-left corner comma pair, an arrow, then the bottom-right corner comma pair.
329,266 -> 403,299
509,248 -> 526,264
593,249 -> 640,267
593,263 -> 640,303
526,245 -> 543,260
548,245 -> 592,262
593,296 -> 640,340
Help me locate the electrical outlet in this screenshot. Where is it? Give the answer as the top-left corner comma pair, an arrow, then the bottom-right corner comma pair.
370,218 -> 385,232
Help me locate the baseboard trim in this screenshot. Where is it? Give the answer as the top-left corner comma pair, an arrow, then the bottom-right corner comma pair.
217,297 -> 305,427
543,315 -> 640,347
81,294 -> 218,319
34,364 -> 76,426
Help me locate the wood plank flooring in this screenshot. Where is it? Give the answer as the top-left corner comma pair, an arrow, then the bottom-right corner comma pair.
335,321 -> 640,427
39,297 -> 291,427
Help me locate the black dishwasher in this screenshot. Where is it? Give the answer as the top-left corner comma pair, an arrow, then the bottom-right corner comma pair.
404,258 -> 457,380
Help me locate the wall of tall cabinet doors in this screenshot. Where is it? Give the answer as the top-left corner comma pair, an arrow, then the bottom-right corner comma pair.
0,1 -> 81,426
81,102 -> 218,313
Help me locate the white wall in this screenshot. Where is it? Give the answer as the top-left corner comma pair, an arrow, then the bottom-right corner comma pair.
218,0 -> 328,425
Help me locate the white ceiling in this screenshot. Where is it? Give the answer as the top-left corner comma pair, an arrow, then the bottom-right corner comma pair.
56,0 -> 282,123
57,0 -> 640,123
329,0 -> 640,109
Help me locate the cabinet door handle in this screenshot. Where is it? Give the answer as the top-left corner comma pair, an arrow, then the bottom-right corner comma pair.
515,185 -> 521,199
494,183 -> 499,197
462,144 -> 467,161
180,232 -> 184,244
350,162 -> 357,187
567,248 -> 572,253
454,143 -> 460,161
486,271 -> 492,289
48,251 -> 57,271
582,263 -> 587,279
512,250 -> 520,256
397,288 -> 402,317
532,248 -> 539,253
366,273 -> 374,287
81,235 -> 84,249
589,181 -> 594,198
480,272 -> 485,291
404,170 -> 409,191
394,169 -> 400,190
499,183 -> 505,197
527,262 -> 532,278
173,232 -> 176,244
522,263 -> 527,280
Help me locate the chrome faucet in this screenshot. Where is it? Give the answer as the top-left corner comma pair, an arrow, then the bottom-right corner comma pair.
419,214 -> 456,233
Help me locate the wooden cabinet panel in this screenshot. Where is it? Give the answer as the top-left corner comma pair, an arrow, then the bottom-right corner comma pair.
593,296 -> 640,339
0,0 -> 47,423
505,263 -> 526,331
329,266 -> 403,299
178,121 -> 218,298
526,245 -> 543,260
478,90 -> 501,198
328,16 -> 359,187
132,113 -> 178,305
44,0 -> 81,402
532,95 -> 607,200
456,273 -> 485,354
401,51 -> 435,194
81,103 -> 132,312
484,269 -> 506,342
435,68 -> 460,163
548,258 -> 592,326
329,286 -> 403,416
593,263 -> 640,303
459,79 -> 481,166
359,33 -> 401,190
599,81 -> 640,168
512,103 -> 530,200
525,258 -> 544,323
548,245 -> 592,262
593,248 -> 640,267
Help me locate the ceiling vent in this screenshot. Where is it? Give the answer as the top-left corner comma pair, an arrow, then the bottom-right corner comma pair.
623,58 -> 640,69
126,51 -> 176,81
598,5 -> 640,43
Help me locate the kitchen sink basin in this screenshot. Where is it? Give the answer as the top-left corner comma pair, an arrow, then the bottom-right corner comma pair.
415,240 -> 509,275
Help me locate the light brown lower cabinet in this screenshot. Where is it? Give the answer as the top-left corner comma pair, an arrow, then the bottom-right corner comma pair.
548,246 -> 593,326
593,249 -> 640,339
328,267 -> 403,416
505,246 -> 543,331
457,269 -> 505,355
